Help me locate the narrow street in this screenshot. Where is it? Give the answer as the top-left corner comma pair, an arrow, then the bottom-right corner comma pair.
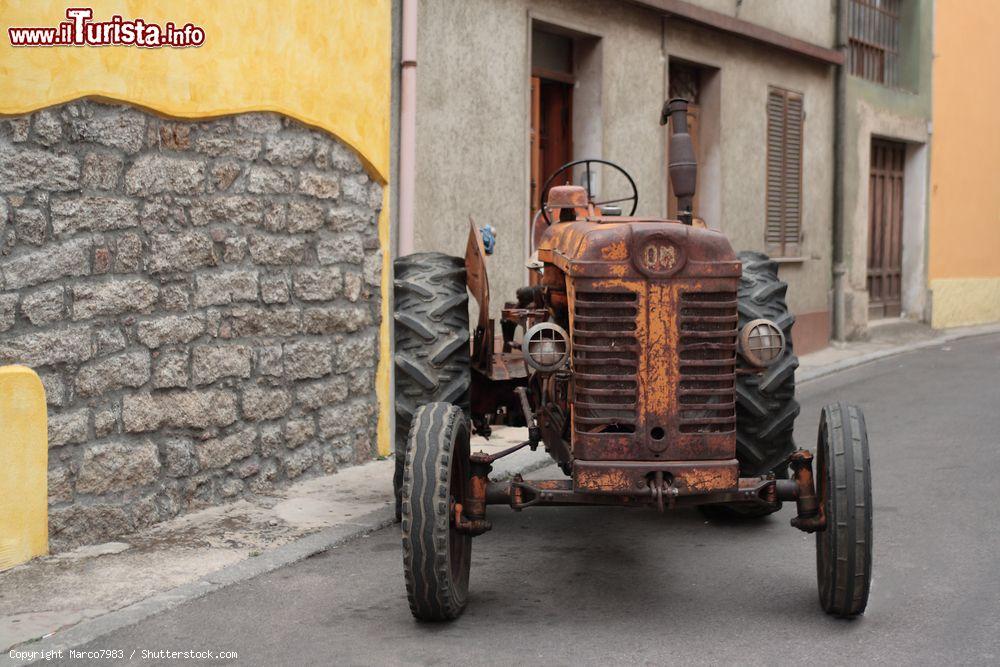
60,334 -> 1000,665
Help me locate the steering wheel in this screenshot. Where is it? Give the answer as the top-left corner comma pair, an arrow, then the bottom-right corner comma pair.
538,158 -> 638,225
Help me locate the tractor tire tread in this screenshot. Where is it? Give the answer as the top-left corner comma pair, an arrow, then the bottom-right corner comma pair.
817,402 -> 873,617
401,402 -> 471,621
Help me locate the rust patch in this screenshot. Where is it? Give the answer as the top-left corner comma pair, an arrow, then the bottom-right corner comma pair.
601,240 -> 629,261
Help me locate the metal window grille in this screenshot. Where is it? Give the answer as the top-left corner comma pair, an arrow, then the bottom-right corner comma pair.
765,87 -> 803,257
848,0 -> 902,86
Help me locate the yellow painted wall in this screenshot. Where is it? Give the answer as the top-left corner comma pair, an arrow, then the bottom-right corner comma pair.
1,0 -> 394,456
928,0 -> 1000,327
0,0 -> 390,181
0,367 -> 48,570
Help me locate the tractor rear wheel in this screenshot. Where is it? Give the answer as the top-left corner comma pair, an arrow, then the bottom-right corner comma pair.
392,253 -> 471,521
401,402 -> 473,621
705,252 -> 800,518
816,402 -> 873,617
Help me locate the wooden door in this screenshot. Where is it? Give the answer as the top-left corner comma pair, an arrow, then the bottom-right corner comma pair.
530,77 -> 573,213
867,139 -> 905,319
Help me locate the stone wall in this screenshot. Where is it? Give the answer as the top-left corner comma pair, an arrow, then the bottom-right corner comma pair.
0,100 -> 384,550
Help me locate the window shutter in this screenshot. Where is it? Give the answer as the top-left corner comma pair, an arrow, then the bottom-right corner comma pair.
765,87 -> 803,257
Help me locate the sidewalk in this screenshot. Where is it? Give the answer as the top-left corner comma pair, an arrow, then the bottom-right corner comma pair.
3,320 -> 999,656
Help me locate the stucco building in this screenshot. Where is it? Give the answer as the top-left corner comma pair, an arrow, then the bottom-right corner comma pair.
927,0 -> 1000,328
396,0 -> 846,354
834,0 -> 934,339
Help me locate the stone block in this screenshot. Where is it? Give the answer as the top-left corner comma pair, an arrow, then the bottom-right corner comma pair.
0,145 -> 80,192
191,344 -> 253,385
287,201 -> 326,233
189,195 -> 263,227
51,196 -> 138,236
196,426 -> 257,469
1,238 -> 91,290
76,439 -> 160,495
13,207 -> 46,245
295,376 -> 350,411
298,170 -> 340,200
264,133 -> 313,166
0,293 -> 18,331
246,166 -> 295,194
194,269 -> 258,307
32,109 -> 63,146
72,278 -> 158,320
48,407 -> 89,447
125,154 -> 205,196
284,340 -> 333,380
147,232 -> 217,274
302,305 -> 371,334
123,389 -> 238,432
0,324 -> 94,367
153,347 -> 189,389
162,437 -> 199,477
219,306 -> 301,338
75,350 -> 151,396
66,106 -> 146,153
292,267 -> 342,301
284,417 -> 315,449
256,346 -> 283,377
247,234 -> 308,265
316,233 -> 364,265
81,151 -> 124,190
115,233 -> 143,272
242,386 -> 292,421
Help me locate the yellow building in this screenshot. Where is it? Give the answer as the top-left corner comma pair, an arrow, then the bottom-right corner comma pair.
928,0 -> 1000,328
0,0 -> 393,550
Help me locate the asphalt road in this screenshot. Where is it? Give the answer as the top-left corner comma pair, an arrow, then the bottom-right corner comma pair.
59,334 -> 1000,665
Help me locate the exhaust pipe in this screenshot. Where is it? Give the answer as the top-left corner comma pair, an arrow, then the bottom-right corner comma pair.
661,98 -> 697,225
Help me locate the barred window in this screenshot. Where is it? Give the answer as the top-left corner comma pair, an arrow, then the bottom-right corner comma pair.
765,87 -> 803,258
848,0 -> 901,86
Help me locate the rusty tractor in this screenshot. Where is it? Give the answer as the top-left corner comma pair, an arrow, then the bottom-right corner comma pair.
393,98 -> 872,621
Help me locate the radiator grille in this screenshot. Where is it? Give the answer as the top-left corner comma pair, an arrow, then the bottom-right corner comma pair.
678,291 -> 738,434
572,291 -> 638,434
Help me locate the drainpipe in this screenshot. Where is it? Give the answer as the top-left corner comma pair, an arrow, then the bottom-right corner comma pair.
397,0 -> 418,256
831,0 -> 848,342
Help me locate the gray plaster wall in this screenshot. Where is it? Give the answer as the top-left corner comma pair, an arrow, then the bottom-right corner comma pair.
0,101 -> 384,550
664,18 -> 836,320
680,0 -> 836,47
413,0 -> 835,323
413,0 -> 665,313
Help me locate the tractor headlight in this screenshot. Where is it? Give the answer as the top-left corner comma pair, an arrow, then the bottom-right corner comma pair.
738,318 -> 786,367
523,323 -> 570,372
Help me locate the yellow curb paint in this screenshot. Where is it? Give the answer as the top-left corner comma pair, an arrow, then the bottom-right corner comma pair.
0,366 -> 48,571
376,187 -> 392,457
0,0 -> 391,183
930,278 -> 1000,329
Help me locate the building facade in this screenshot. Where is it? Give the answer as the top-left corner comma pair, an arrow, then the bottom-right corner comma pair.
399,0 -> 843,354
927,0 -> 1000,328
835,0 -> 934,339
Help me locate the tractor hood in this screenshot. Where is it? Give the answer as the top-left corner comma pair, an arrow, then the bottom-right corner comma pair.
537,219 -> 741,280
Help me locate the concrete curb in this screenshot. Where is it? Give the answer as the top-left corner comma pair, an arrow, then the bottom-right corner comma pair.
2,506 -> 396,667
798,323 -> 1000,385
6,323 -> 998,664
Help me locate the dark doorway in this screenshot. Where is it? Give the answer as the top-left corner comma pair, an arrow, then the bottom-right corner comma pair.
867,139 -> 906,319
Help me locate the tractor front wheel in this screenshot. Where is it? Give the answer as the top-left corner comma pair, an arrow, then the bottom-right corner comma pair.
401,402 -> 473,622
816,402 -> 873,617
